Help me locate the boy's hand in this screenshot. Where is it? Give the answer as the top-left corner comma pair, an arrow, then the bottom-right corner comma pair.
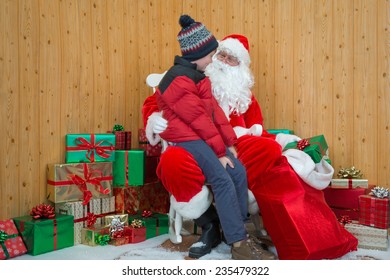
219,156 -> 234,169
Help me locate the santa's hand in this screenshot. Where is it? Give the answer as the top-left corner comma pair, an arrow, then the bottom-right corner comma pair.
248,124 -> 263,136
146,112 -> 167,146
219,156 -> 234,169
275,133 -> 302,149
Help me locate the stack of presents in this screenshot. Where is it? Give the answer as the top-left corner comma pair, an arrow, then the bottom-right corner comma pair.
0,126 -> 170,259
324,167 -> 390,251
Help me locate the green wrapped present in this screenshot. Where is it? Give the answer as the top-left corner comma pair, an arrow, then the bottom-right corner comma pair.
66,133 -> 115,163
13,213 -> 74,256
128,211 -> 168,239
113,150 -> 145,187
267,129 -> 294,135
283,134 -> 329,164
81,225 -> 111,246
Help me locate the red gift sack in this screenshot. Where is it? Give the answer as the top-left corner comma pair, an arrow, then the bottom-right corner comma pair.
251,158 -> 358,260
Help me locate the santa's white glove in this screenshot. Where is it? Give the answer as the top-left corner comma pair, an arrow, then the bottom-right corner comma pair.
248,124 -> 263,136
233,124 -> 263,139
275,133 -> 301,149
145,112 -> 168,146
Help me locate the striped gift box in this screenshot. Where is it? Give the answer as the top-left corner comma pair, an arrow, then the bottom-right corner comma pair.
358,195 -> 390,229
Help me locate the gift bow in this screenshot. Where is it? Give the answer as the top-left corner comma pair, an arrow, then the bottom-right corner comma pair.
68,163 -> 110,205
0,230 -> 8,243
109,216 -> 125,238
30,204 -> 56,219
113,124 -> 124,131
338,215 -> 352,225
86,212 -> 98,227
297,139 -> 310,150
142,210 -> 153,218
131,219 -> 144,228
74,136 -> 114,162
369,186 -> 390,199
95,234 -> 110,245
337,166 -> 363,179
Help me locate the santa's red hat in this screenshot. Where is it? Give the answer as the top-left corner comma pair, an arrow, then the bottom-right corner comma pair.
219,34 -> 251,66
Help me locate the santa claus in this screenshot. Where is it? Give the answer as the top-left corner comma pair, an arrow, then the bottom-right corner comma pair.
142,34 -> 358,259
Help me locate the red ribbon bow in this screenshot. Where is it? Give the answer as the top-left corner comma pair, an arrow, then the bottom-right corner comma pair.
338,215 -> 352,225
86,212 -> 98,227
68,163 -> 111,205
74,135 -> 114,162
30,204 -> 56,219
297,139 -> 310,150
142,210 -> 153,217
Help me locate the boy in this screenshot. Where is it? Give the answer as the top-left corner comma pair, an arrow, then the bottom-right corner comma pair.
153,14 -> 275,260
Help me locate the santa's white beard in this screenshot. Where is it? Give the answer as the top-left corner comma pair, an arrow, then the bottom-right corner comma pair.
205,58 -> 254,118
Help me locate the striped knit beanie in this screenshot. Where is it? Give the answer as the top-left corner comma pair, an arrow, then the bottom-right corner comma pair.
177,15 -> 218,61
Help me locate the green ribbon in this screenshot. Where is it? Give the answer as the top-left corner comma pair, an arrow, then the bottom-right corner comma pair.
0,230 -> 19,259
113,124 -> 124,132
95,234 -> 110,246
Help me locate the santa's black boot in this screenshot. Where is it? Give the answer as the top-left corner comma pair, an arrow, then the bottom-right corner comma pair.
189,205 -> 221,259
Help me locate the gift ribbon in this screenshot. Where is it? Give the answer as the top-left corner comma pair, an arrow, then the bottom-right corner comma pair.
47,163 -> 112,205
297,139 -> 310,150
66,134 -> 114,162
95,234 -> 110,245
73,211 -> 116,227
0,230 -> 19,259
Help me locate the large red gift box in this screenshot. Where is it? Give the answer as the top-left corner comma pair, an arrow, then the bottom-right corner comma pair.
138,128 -> 162,157
0,219 -> 27,259
359,195 -> 390,229
140,181 -> 170,214
323,187 -> 366,220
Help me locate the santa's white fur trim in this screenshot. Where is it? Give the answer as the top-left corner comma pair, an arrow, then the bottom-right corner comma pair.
283,149 -> 334,190
219,38 -> 250,66
247,190 -> 259,215
170,185 -> 212,219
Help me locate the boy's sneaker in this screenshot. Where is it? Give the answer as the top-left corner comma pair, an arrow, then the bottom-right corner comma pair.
231,239 -> 277,260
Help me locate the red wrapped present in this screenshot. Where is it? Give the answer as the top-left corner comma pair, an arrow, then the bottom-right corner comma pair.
145,156 -> 160,183
323,187 -> 366,220
138,128 -> 162,157
140,181 -> 170,213
108,130 -> 132,150
114,186 -> 142,214
359,194 -> 390,229
0,219 -> 28,259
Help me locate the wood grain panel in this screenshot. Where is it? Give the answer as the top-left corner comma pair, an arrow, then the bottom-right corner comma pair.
353,0 -> 378,183
274,0 -> 294,130
377,0 -> 390,186
293,0 -> 314,137
19,0 -> 40,214
0,0 -> 20,218
332,1 -> 354,171
38,0 -> 62,213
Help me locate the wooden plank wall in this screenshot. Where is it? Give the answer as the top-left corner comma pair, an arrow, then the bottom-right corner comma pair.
0,0 -> 389,220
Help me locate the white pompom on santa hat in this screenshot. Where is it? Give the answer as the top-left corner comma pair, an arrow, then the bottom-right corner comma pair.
219,34 -> 251,66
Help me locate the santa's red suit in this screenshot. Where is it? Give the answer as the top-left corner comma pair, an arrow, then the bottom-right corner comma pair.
142,34 -> 357,259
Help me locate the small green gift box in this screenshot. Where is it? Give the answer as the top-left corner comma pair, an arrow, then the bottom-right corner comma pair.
66,133 -> 115,163
81,225 -> 111,246
113,150 -> 145,187
13,213 -> 74,256
267,129 -> 294,135
128,211 -> 168,239
283,134 -> 330,164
